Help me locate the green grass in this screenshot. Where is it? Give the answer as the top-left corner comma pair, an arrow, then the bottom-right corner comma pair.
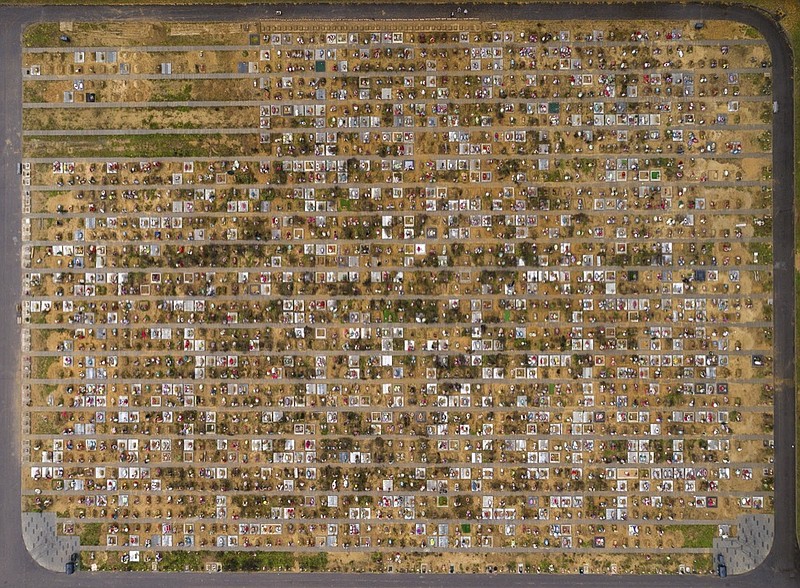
157,551 -> 205,571
34,355 -> 57,379
741,24 -> 764,39
152,84 -> 194,103
667,525 -> 716,549
220,551 -> 295,571
298,552 -> 328,572
37,383 -> 57,403
22,82 -> 45,104
749,242 -> 774,265
79,522 -> 102,546
22,23 -> 60,48
24,132 -> 259,159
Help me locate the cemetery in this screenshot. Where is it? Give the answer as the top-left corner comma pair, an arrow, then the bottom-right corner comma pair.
20,17 -> 775,574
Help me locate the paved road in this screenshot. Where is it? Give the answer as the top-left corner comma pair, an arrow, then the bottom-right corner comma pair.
1,2 -> 797,588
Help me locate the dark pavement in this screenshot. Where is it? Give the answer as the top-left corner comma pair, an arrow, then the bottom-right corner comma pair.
0,3 -> 796,587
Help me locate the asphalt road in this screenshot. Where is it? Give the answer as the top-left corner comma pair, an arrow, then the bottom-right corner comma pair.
0,2 -> 797,587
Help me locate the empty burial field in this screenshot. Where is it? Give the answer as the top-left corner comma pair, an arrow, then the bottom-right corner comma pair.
20,18 -> 776,574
